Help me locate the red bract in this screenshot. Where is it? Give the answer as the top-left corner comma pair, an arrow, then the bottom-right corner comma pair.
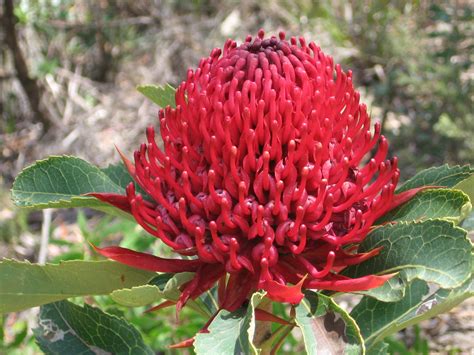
92,30 -> 419,311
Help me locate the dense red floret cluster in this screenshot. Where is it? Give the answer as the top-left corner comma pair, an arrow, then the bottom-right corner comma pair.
93,30 -> 418,311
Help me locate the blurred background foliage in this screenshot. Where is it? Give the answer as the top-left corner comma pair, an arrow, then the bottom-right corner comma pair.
0,0 -> 473,354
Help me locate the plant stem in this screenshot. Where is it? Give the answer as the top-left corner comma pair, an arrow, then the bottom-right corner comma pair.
259,323 -> 294,354
38,209 -> 52,264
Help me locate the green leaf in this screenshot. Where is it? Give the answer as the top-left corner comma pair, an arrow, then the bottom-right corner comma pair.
148,273 -> 174,290
163,273 -> 195,300
366,341 -> 389,355
377,188 -> 471,224
294,291 -> 364,355
101,162 -> 151,202
351,275 -> 473,349
356,277 -> 407,303
110,285 -> 162,307
34,300 -> 153,354
397,164 -> 473,193
199,286 -> 220,314
351,280 -> 428,348
194,292 -> 265,355
137,83 -> 176,108
0,259 -> 155,313
454,174 -> 474,204
148,272 -> 210,317
11,156 -> 127,217
344,220 -> 472,290
101,162 -> 135,190
150,272 -> 219,315
461,210 -> 474,231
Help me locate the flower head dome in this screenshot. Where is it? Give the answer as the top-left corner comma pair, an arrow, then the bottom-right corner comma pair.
93,30 -> 417,311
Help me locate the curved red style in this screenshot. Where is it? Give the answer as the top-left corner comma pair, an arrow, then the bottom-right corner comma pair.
92,30 -> 413,310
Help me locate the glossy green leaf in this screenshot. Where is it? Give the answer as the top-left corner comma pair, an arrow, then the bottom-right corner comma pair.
148,272 -> 210,317
351,274 -> 473,349
0,259 -> 155,313
351,280 -> 428,348
344,220 -> 472,290
377,188 -> 471,224
148,273 -> 174,290
101,161 -> 151,202
11,156 -> 127,217
101,162 -> 134,190
454,174 -> 474,204
110,285 -> 162,307
194,292 -> 265,355
397,164 -> 473,193
136,83 -> 176,108
356,277 -> 407,303
163,272 -> 195,300
34,300 -> 153,354
461,210 -> 474,231
366,341 -> 389,355
295,291 -> 364,355
199,286 -> 220,314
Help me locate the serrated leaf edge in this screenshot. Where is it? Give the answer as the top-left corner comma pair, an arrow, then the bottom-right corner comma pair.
366,219 -> 473,289
35,300 -> 153,354
397,164 -> 474,193
379,188 -> 472,225
364,277 -> 473,348
10,155 -> 128,217
110,284 -> 163,307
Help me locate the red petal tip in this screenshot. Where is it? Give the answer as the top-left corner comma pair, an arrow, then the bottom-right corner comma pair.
87,192 -> 131,213
92,245 -> 202,273
168,337 -> 195,349
262,275 -> 307,304
255,308 -> 292,325
144,300 -> 176,314
115,145 -> 136,177
306,273 -> 396,292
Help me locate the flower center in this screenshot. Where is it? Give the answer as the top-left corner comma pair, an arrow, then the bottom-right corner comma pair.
241,37 -> 288,54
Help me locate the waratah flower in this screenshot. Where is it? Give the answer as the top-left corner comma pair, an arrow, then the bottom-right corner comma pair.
92,30 -> 421,312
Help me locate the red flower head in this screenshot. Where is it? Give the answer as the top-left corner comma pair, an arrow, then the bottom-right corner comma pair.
93,30 -> 418,311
